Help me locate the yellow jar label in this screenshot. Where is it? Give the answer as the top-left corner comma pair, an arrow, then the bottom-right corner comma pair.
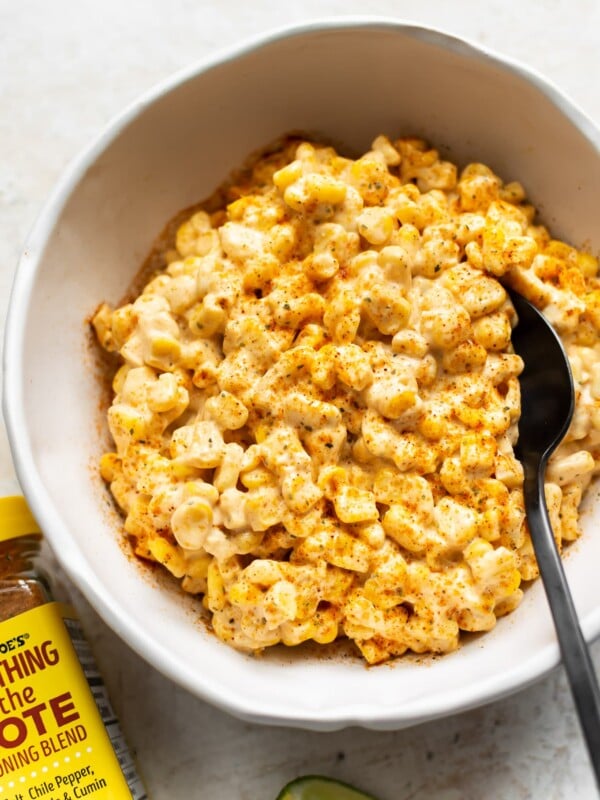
0,602 -> 145,799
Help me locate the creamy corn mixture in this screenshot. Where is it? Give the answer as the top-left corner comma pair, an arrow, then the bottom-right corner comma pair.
93,136 -> 600,664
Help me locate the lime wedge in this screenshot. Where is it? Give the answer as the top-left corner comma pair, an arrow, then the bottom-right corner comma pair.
277,775 -> 378,800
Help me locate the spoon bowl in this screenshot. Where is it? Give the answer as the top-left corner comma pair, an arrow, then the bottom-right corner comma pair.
509,289 -> 600,788
509,291 -> 575,461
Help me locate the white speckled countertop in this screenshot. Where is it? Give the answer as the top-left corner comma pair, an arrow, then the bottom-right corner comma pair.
1,2 -> 600,798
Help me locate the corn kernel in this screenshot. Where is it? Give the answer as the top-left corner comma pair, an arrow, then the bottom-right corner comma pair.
99,452 -> 120,482
333,486 -> 379,524
273,160 -> 303,190
356,207 -> 395,245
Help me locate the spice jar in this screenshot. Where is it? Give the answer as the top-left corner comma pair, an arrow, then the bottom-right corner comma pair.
0,495 -> 148,799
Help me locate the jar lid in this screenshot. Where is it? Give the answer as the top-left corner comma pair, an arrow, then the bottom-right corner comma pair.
0,496 -> 42,541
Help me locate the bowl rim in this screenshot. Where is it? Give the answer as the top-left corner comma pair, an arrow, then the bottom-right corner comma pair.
4,16 -> 600,730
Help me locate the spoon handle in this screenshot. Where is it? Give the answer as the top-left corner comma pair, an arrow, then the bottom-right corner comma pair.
525,465 -> 600,789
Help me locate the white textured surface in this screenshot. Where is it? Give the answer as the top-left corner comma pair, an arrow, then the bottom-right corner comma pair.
1,2 -> 599,798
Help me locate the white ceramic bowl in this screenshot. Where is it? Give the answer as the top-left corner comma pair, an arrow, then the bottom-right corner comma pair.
4,19 -> 600,731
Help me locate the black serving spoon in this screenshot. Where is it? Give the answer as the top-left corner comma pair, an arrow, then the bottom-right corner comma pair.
509,289 -> 600,789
